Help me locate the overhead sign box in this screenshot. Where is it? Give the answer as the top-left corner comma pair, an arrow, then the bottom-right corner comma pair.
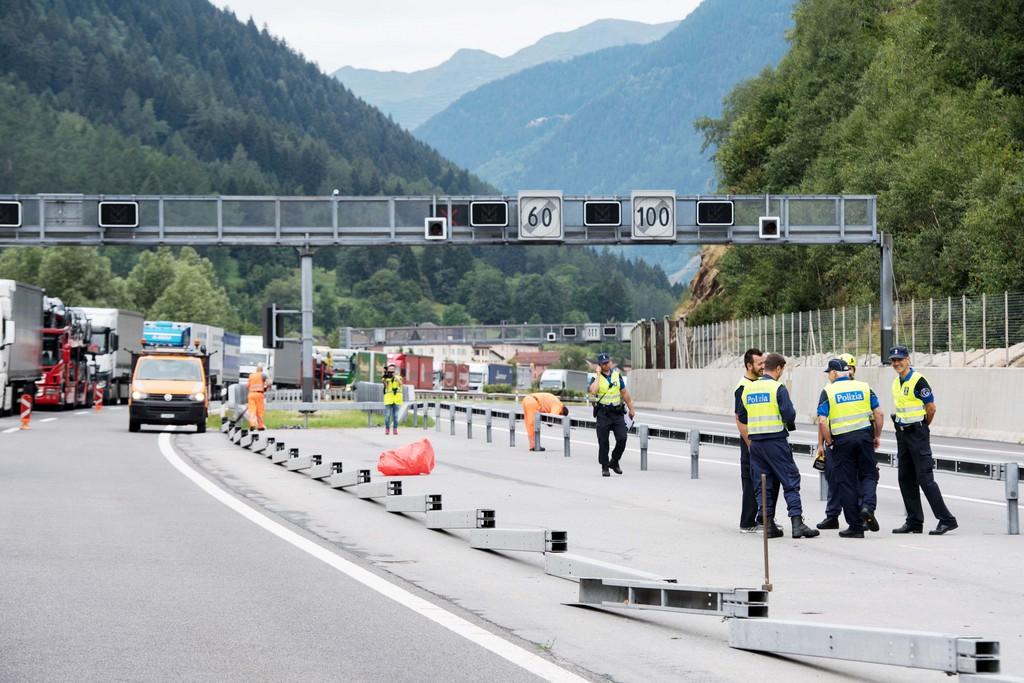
517,191 -> 563,239
630,191 -> 676,239
470,201 -> 508,227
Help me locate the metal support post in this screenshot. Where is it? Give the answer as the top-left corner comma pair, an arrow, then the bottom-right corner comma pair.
728,619 -> 1000,675
819,471 -> 827,501
449,403 -> 456,435
422,402 -> 428,430
509,407 -> 516,448
578,579 -> 768,619
425,509 -> 495,530
412,402 -> 418,428
466,406 -> 473,439
485,407 -> 492,443
690,428 -> 700,479
533,413 -> 541,450
638,424 -> 649,470
880,233 -> 894,361
299,248 -> 315,404
563,413 -> 571,458
435,401 -> 441,432
1006,462 -> 1020,535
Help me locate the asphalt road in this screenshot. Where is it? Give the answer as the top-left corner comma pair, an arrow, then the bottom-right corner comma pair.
0,407 -> 583,682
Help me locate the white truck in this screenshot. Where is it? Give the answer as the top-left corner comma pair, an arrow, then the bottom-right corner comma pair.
0,280 -> 44,416
73,307 -> 145,404
239,334 -> 273,381
539,368 -> 589,393
146,321 -> 238,399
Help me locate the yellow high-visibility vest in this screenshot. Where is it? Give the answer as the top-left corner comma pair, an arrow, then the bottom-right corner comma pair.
892,372 -> 926,424
595,370 -> 623,405
825,380 -> 873,435
383,376 -> 403,405
741,378 -> 784,436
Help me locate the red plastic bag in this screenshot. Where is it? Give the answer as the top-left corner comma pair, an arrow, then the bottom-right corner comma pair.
377,438 -> 435,475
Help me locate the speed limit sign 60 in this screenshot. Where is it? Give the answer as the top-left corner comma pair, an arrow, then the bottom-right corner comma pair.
630,190 -> 676,240
517,191 -> 563,240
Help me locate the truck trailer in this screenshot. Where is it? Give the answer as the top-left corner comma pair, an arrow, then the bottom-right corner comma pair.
0,280 -> 44,416
74,307 -> 145,404
442,361 -> 470,391
387,353 -> 433,390
37,297 -> 94,409
538,369 -> 589,393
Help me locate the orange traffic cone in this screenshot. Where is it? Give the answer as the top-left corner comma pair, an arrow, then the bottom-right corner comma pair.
94,385 -> 104,412
19,394 -> 32,430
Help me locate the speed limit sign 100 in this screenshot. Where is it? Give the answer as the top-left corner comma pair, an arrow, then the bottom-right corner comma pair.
630,191 -> 676,240
517,191 -> 563,240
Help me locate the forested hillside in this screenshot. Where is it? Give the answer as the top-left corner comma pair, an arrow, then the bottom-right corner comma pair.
0,0 -> 679,336
688,0 -> 1024,323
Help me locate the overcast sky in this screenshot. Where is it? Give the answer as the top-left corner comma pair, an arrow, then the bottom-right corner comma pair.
216,0 -> 702,73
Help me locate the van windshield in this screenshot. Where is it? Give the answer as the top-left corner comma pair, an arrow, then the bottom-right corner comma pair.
135,358 -> 203,381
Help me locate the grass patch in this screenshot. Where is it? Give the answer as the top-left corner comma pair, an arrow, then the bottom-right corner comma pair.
210,410 -> 433,430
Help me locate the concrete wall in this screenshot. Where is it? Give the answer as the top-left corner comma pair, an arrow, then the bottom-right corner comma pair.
630,367 -> 1023,443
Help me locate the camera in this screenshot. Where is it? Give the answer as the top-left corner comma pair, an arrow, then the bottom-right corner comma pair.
383,369 -> 394,379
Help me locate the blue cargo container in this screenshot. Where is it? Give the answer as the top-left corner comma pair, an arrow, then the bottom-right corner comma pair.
144,320 -> 190,347
486,364 -> 514,386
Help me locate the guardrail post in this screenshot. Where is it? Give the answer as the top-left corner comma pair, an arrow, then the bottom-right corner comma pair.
533,413 -> 541,451
367,409 -> 372,428
485,407 -> 492,443
509,407 -> 516,448
467,406 -> 473,439
1007,462 -> 1020,535
689,428 -> 700,479
638,424 -> 649,470
449,403 -> 456,435
819,471 -> 828,502
412,402 -> 418,428
563,414 -> 571,458
435,401 -> 441,432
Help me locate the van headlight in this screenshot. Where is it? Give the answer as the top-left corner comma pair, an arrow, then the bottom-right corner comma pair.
193,392 -> 205,401
132,391 -> 148,400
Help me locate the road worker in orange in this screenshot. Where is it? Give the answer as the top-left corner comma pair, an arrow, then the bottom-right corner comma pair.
247,363 -> 269,430
523,392 -> 569,451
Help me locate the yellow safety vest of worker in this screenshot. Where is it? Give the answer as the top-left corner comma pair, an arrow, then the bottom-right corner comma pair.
892,372 -> 926,424
741,378 -> 784,436
383,376 -> 403,405
247,371 -> 265,393
824,380 -> 873,435
594,370 -> 623,405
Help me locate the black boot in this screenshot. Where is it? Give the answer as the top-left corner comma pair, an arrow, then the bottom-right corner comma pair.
766,521 -> 784,539
791,515 -> 820,539
815,517 -> 839,530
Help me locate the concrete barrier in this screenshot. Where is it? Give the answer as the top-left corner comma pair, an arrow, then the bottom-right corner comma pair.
630,367 -> 1023,443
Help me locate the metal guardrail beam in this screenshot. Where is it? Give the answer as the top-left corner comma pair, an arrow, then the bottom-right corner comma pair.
424,509 -> 496,530
469,528 -> 568,553
385,494 -> 443,514
728,619 -> 1000,675
578,578 -> 768,618
544,553 -> 676,583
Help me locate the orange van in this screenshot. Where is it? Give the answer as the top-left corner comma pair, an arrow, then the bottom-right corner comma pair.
128,348 -> 209,433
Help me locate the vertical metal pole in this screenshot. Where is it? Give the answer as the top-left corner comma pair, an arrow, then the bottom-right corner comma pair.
962,294 -> 967,367
367,409 -> 372,428
1006,462 -> 1019,535
819,471 -> 827,502
466,405 -> 473,439
880,233 -> 894,363
509,404 -> 516,447
562,413 -> 570,458
689,428 -> 700,479
982,293 -> 987,366
449,403 -> 456,436
761,473 -> 771,591
422,402 -> 428,430
299,248 -> 315,403
948,296 -> 953,366
412,402 -> 418,429
1006,292 -> 1011,368
435,401 -> 441,432
533,412 -> 541,450
638,424 -> 649,470
485,407 -> 492,443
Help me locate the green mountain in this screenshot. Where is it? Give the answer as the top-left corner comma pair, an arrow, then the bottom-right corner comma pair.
0,0 -> 679,334
687,0 -> 1024,323
333,19 -> 678,131
414,0 -> 794,283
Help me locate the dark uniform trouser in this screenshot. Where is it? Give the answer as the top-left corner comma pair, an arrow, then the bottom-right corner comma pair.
833,429 -> 880,530
896,424 -> 956,527
824,440 -> 879,519
740,440 -> 781,527
749,436 -> 803,518
595,407 -> 627,468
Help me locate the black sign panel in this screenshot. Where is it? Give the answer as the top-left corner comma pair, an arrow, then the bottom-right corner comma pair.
98,201 -> 139,228
469,201 -> 508,227
584,201 -> 621,226
0,201 -> 21,228
696,200 -> 734,226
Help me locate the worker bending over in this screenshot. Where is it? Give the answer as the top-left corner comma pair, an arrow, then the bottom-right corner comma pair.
523,392 -> 569,451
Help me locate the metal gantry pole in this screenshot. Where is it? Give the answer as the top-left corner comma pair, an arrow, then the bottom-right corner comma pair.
299,248 -> 315,404
880,233 -> 894,361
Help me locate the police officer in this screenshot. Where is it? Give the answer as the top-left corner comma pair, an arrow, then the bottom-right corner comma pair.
737,353 -> 818,539
588,352 -> 635,477
817,358 -> 884,537
382,363 -> 403,435
889,346 -> 958,534
815,354 -> 875,529
735,347 -> 780,533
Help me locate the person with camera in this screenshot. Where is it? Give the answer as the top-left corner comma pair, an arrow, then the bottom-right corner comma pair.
382,363 -> 403,435
587,352 -> 635,477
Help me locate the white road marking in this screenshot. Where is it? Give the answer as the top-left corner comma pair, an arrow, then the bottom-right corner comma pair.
157,432 -> 587,683
40,417 -> 57,423
2,427 -> 19,434
74,411 -> 89,416
525,428 -> 1006,507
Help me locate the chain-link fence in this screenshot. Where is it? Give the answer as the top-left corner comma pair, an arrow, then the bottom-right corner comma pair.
632,292 -> 1024,369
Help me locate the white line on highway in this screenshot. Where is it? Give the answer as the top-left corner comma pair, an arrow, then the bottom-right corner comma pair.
74,411 -> 89,416
2,427 -> 18,434
526,429 -> 1005,507
157,431 -> 588,683
40,417 -> 57,423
